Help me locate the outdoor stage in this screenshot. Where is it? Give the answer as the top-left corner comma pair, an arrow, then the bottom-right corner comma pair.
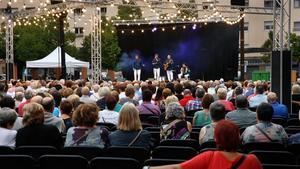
116,22 -> 239,81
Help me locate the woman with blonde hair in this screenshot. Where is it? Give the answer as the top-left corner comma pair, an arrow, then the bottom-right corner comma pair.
65,103 -> 109,147
108,103 -> 152,149
16,103 -> 63,149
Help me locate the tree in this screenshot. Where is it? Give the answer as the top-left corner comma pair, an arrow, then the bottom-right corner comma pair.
261,31 -> 273,63
117,5 -> 142,20
13,16 -> 76,62
291,33 -> 300,62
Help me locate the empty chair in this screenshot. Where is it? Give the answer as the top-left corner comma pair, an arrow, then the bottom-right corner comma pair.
0,146 -> 15,155
103,146 -> 150,163
0,155 -> 35,169
271,118 -> 287,126
39,155 -> 88,169
144,116 -> 160,126
287,118 -> 300,127
90,157 -> 140,169
96,122 -> 116,131
61,146 -> 103,160
242,142 -> 285,153
15,146 -> 58,159
250,150 -> 295,165
144,159 -> 185,166
262,164 -> 300,169
152,146 -> 197,160
159,139 -> 200,150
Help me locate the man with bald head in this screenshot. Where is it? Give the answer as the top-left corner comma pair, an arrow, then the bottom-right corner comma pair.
267,92 -> 288,119
41,97 -> 65,133
30,95 -> 43,104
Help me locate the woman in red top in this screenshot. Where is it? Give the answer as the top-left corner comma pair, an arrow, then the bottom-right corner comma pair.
148,120 -> 262,169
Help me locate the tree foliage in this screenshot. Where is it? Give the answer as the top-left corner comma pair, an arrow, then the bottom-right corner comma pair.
261,31 -> 300,63
79,18 -> 121,70
13,16 -> 76,63
117,5 -> 142,20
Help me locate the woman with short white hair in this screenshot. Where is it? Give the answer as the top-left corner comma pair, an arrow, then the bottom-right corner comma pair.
0,108 -> 17,146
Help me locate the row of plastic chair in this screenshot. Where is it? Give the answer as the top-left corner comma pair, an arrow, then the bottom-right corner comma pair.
0,154 -> 187,169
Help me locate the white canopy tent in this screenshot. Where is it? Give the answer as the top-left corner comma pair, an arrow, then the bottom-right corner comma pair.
26,47 -> 89,68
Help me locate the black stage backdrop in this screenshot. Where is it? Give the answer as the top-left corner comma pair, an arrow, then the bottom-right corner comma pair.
116,23 -> 239,81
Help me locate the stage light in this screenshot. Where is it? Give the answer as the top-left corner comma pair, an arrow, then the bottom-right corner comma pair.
162,28 -> 165,31
141,29 -> 144,33
172,27 -> 176,30
121,30 -> 124,34
131,30 -> 134,33
183,25 -> 186,29
152,27 -> 157,32
192,24 -> 196,30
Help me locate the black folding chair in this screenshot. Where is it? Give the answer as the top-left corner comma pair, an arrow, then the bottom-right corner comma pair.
271,118 -> 287,126
96,122 -> 117,131
242,142 -> 285,153
262,164 -> 300,169
288,143 -> 300,156
0,146 -> 15,155
287,118 -> 300,127
90,157 -> 140,169
103,146 -> 150,163
152,146 -> 197,160
285,127 -> 300,135
61,146 -> 103,160
0,155 -> 36,169
39,155 -> 88,169
186,109 -> 202,116
16,146 -> 58,159
144,126 -> 160,132
249,150 -> 296,165
144,159 -> 185,166
159,139 -> 200,150
200,141 -> 216,150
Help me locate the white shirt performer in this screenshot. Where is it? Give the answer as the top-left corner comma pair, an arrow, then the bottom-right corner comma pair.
152,54 -> 161,80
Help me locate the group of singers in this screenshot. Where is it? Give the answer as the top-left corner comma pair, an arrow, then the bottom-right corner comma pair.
132,54 -> 190,81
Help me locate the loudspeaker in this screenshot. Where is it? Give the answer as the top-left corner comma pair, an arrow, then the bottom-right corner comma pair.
271,50 -> 291,112
231,0 -> 245,6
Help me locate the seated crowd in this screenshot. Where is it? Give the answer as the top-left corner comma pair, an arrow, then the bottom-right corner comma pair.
0,79 -> 299,168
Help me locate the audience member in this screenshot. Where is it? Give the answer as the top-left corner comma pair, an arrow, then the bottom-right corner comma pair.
248,84 -> 267,108
137,89 -> 161,116
225,95 -> 256,129
193,94 -> 214,126
217,88 -> 235,112
16,103 -> 63,149
161,102 -> 192,140
80,86 -> 95,104
0,108 -> 17,146
179,89 -> 194,107
111,90 -> 123,112
98,95 -> 119,125
41,97 -> 65,133
59,100 -> 73,132
119,86 -> 139,106
96,86 -> 111,110
149,120 -> 262,169
241,103 -> 288,144
18,90 -> 34,116
267,92 -> 289,119
108,103 -> 152,149
199,102 -> 226,144
186,88 -> 205,112
65,103 -> 109,147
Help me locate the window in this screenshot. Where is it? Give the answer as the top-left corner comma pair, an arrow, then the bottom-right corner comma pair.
74,27 -> 83,36
265,0 -> 281,7
73,8 -> 83,16
101,7 -> 107,14
264,21 -> 273,30
264,0 -> 273,7
245,0 -> 249,6
295,0 -> 300,8
294,22 -> 300,31
244,22 -> 249,31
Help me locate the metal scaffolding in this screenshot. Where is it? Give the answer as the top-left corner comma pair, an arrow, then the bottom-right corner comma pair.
91,7 -> 102,84
5,7 -> 14,82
